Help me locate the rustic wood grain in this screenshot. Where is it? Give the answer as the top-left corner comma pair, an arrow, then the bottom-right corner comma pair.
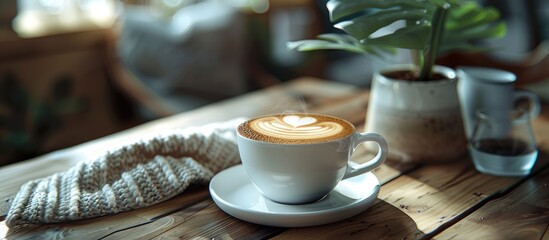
273,151 -> 549,240
2,78 -> 549,239
145,201 -> 283,240
434,154 -> 549,240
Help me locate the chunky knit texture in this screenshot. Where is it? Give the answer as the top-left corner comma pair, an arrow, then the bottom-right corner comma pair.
6,119 -> 243,227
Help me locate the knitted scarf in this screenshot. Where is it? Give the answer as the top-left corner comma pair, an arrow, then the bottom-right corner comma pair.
6,119 -> 243,227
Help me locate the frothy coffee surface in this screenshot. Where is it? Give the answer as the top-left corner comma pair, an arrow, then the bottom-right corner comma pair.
238,114 -> 355,144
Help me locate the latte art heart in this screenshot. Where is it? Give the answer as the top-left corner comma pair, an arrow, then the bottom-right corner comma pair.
256,117 -> 338,139
282,115 -> 317,127
238,114 -> 355,144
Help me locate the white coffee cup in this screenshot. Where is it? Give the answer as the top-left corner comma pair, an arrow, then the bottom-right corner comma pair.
236,113 -> 388,204
457,66 -> 541,139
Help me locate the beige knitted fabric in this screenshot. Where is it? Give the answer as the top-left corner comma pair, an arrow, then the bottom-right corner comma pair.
6,119 -> 243,227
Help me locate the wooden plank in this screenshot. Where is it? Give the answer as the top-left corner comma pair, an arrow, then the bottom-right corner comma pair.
434,154 -> 549,240
272,151 -> 549,240
115,201 -> 284,240
3,77 -> 549,239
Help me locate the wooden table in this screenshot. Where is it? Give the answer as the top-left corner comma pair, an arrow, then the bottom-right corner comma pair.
1,77 -> 548,239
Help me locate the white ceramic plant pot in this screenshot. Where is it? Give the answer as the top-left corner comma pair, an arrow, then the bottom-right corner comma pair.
365,64 -> 467,162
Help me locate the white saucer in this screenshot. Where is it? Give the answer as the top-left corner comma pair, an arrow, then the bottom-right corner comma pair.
209,164 -> 380,227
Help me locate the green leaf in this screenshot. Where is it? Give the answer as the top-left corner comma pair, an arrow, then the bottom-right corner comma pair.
446,4 -> 501,31
445,22 -> 506,42
317,33 -> 359,44
327,0 -> 429,22
442,22 -> 506,54
287,39 -> 370,55
362,24 -> 431,50
430,0 -> 464,7
288,0 -> 507,72
335,8 -> 429,40
374,46 -> 398,55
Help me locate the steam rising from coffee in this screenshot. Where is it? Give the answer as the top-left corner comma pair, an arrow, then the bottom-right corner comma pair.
273,95 -> 308,115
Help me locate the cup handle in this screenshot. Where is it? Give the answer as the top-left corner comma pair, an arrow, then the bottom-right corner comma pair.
514,90 -> 541,119
343,132 -> 388,179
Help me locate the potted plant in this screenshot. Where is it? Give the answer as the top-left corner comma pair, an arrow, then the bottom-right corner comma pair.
288,0 -> 506,163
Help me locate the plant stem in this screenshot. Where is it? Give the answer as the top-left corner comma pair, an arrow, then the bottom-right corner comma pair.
419,3 -> 449,80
